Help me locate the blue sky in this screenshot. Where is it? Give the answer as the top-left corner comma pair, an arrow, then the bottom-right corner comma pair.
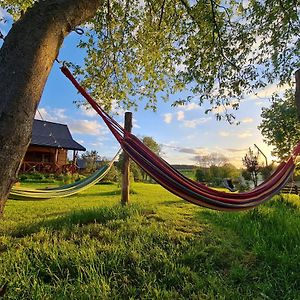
0,9 -> 288,167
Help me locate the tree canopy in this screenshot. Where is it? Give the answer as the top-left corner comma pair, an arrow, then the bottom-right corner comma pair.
258,89 -> 300,159
1,0 -> 299,120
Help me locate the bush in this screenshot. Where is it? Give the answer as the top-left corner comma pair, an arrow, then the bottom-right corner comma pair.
29,172 -> 45,180
104,165 -> 120,183
18,172 -> 45,182
56,174 -> 65,182
195,168 -> 210,183
19,174 -> 28,182
63,172 -> 73,184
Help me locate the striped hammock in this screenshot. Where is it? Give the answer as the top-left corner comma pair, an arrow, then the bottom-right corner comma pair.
61,66 -> 300,211
10,150 -> 120,200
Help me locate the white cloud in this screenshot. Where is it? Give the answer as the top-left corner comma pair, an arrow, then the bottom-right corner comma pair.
218,130 -> 254,140
248,83 -> 290,101
176,100 -> 201,112
241,117 -> 253,123
111,100 -> 126,115
163,113 -> 173,124
35,108 -> 53,121
238,131 -> 252,138
177,111 -> 185,121
211,101 -> 239,114
55,109 -> 68,120
133,118 -> 141,129
35,107 -> 107,136
35,108 -> 67,123
225,148 -> 248,153
219,131 -> 230,137
183,103 -> 201,111
182,117 -> 211,128
69,120 -> 104,136
91,141 -> 103,147
177,147 -> 206,155
212,106 -> 226,114
80,106 -> 97,118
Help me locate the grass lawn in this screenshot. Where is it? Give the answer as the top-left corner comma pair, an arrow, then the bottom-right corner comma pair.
1,182 -> 300,299
178,169 -> 196,180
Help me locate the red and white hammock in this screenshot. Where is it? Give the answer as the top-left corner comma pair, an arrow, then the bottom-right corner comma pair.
61,66 -> 299,211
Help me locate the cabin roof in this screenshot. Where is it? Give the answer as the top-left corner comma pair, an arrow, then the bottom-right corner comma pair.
31,119 -> 86,151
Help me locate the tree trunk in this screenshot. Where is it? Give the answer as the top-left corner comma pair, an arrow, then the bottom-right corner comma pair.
0,0 -> 103,216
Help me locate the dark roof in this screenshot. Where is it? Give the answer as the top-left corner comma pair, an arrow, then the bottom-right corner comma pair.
31,119 -> 86,151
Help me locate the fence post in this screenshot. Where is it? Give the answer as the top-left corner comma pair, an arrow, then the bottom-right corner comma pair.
121,112 -> 132,205
295,69 -> 300,120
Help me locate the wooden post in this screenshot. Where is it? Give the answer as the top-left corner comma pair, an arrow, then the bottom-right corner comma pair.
54,148 -> 59,163
121,112 -> 132,206
295,69 -> 300,120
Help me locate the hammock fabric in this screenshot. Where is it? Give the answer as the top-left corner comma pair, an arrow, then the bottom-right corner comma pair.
61,65 -> 300,211
10,151 -> 120,200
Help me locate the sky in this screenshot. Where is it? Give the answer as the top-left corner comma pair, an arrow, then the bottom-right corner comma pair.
0,8 -> 290,167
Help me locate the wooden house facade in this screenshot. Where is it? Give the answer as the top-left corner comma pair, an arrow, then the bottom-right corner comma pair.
20,119 -> 86,173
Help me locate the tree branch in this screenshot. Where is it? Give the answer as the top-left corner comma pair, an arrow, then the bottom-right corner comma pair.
209,0 -> 239,70
158,0 -> 166,29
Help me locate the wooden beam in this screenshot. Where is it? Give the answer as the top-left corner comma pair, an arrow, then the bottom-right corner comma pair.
54,148 -> 59,163
121,112 -> 132,206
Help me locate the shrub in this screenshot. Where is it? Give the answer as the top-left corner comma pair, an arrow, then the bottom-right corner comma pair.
19,174 -> 28,182
104,165 -> 120,183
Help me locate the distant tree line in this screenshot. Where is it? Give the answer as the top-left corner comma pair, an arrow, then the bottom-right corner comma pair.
81,139 -> 278,190
195,163 -> 240,187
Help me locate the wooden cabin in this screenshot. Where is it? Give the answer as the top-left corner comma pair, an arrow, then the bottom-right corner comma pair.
20,119 -> 86,173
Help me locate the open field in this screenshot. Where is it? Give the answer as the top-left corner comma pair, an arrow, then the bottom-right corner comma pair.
1,182 -> 300,299
178,169 -> 196,180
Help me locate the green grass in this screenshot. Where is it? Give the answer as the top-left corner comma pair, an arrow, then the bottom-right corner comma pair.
1,183 -> 300,299
179,169 -> 196,180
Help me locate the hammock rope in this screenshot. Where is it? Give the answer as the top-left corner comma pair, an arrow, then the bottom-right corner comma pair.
61,65 -> 299,211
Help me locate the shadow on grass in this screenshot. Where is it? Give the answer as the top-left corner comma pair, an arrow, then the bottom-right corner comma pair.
74,189 -> 137,198
72,189 -> 122,198
10,205 -> 142,238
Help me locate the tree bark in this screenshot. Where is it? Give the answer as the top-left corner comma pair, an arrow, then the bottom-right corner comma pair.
0,0 -> 103,216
